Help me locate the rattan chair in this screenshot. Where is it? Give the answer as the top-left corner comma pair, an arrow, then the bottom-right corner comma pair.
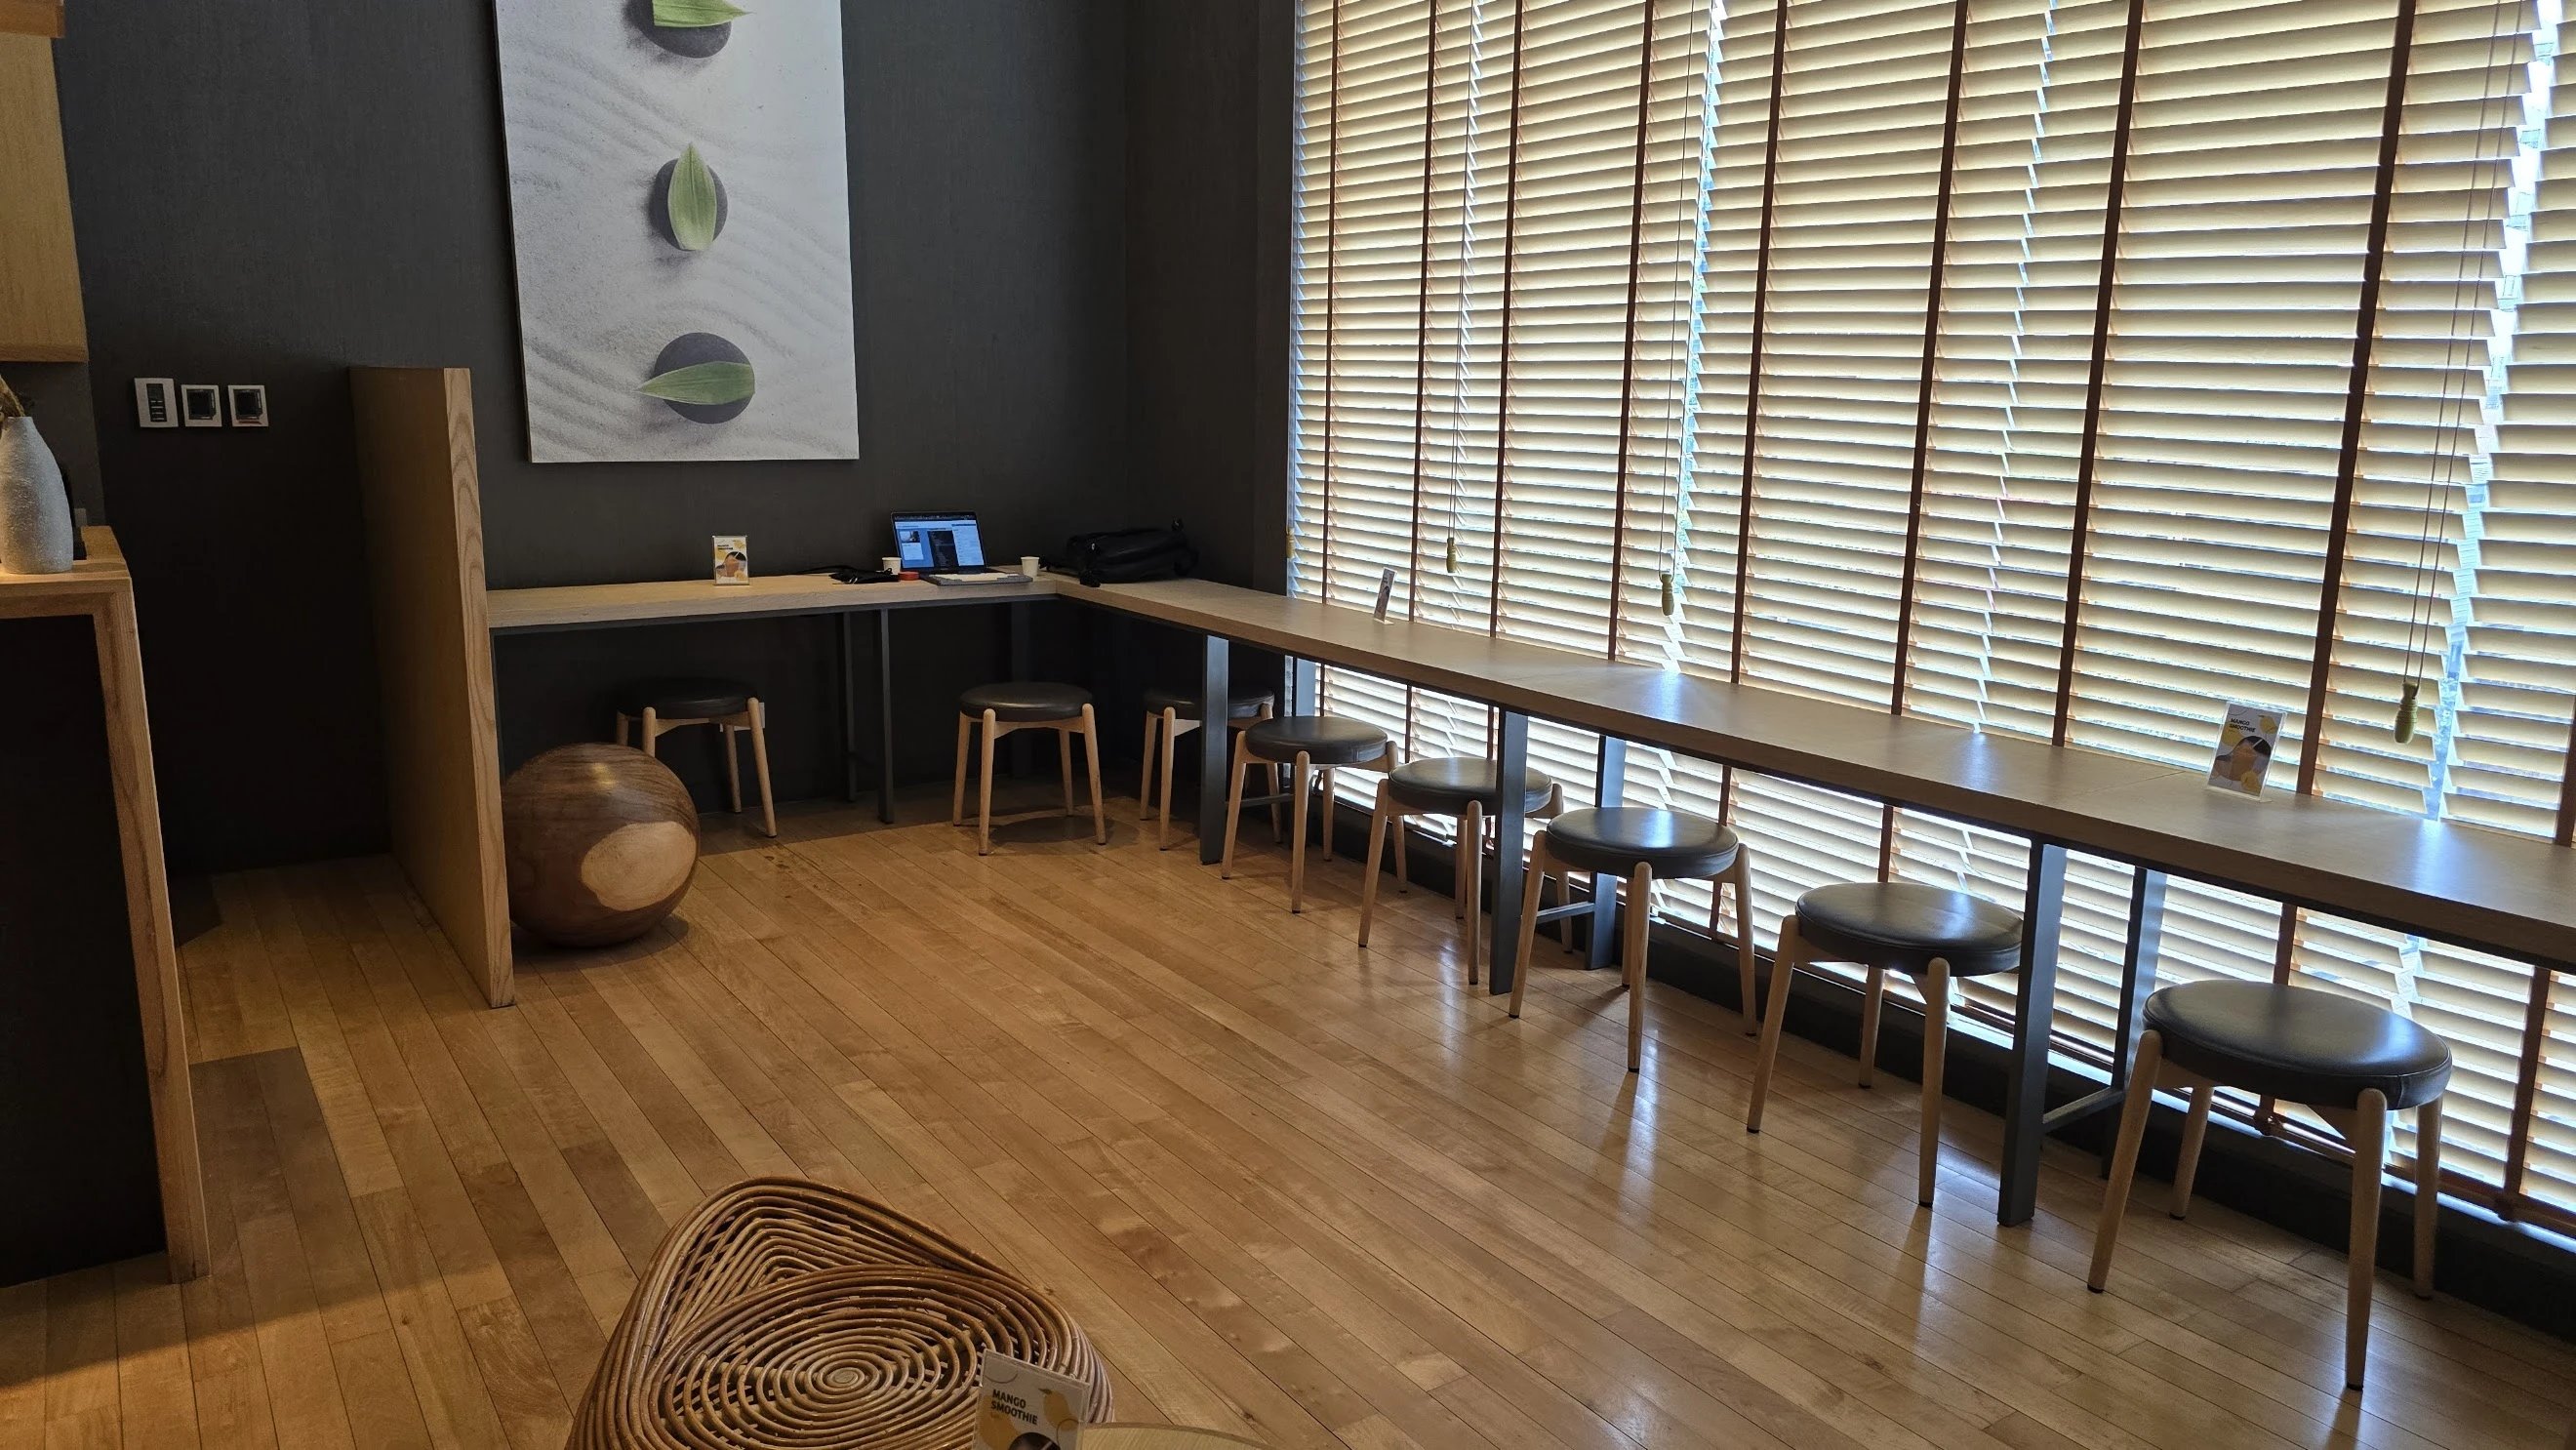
570,1178 -> 1109,1449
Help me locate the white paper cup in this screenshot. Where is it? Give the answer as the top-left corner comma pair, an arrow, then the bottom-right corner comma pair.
1019,555 -> 1042,577
880,555 -> 902,573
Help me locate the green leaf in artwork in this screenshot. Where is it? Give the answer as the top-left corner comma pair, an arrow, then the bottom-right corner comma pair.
653,0 -> 746,26
640,360 -> 756,406
667,144 -> 718,251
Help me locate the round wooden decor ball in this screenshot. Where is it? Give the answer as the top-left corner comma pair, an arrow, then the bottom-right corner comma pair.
503,744 -> 700,947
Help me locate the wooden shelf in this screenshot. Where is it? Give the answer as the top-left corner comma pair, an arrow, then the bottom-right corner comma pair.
0,528 -> 210,1283
0,0 -> 62,39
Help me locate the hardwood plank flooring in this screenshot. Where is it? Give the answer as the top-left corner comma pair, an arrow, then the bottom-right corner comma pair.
7,789 -> 2572,1449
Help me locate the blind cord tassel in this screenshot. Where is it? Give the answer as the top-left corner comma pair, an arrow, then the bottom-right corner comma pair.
2394,679 -> 2420,745
1659,569 -> 1674,617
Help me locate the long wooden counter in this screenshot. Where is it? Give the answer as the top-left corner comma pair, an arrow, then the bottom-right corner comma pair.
1070,578 -> 2576,970
0,527 -> 207,1281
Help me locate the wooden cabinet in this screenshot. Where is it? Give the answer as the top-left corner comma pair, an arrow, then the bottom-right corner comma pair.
0,32 -> 86,362
0,531 -> 206,1284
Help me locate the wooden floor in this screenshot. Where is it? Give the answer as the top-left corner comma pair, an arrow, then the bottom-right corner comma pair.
7,788 -> 2574,1450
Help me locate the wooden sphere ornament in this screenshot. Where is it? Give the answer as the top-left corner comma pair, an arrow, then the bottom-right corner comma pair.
503,743 -> 700,947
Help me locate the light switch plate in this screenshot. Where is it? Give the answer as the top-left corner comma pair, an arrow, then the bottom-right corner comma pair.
179,383 -> 223,428
135,378 -> 178,428
226,383 -> 269,428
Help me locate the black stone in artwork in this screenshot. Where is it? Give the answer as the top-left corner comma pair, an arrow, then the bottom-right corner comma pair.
650,332 -> 753,424
646,156 -> 730,249
626,0 -> 730,58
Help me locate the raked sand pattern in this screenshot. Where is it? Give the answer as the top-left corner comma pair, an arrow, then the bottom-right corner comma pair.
494,0 -> 862,462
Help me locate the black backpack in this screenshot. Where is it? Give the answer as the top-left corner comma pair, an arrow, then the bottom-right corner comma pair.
1063,523 -> 1197,586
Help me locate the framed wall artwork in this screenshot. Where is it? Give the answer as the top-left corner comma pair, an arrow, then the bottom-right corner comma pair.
492,0 -> 862,463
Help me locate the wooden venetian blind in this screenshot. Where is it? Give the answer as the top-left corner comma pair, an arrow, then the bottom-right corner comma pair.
1294,0 -> 2576,1228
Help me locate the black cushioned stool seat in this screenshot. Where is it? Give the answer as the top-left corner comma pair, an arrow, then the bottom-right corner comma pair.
951,683 -> 1106,855
1793,882 -> 2023,978
1144,683 -> 1276,721
957,681 -> 1092,723
1507,806 -> 1756,1074
1747,879 -> 2026,1208
1386,757 -> 1556,815
1542,808 -> 1741,879
1357,756 -> 1565,978
1139,684 -> 1279,851
616,676 -> 755,720
1220,714 -> 1395,914
1242,714 -> 1390,766
2093,980 -> 2452,1390
2146,980 -> 2452,1108
611,677 -> 774,837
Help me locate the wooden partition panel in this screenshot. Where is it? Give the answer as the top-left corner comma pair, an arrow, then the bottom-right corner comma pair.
352,367 -> 511,1006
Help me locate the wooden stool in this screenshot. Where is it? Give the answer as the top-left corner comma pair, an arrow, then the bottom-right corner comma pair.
1220,714 -> 1394,912
570,1177 -> 1108,1449
951,682 -> 1106,856
1507,807 -> 1753,1072
1139,683 -> 1275,850
1745,881 -> 2023,1206
2091,981 -> 2450,1390
613,676 -> 775,837
1356,755 -> 1562,982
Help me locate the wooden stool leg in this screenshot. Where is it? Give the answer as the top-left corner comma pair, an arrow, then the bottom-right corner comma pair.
615,713 -> 631,747
723,723 -> 745,815
1623,865 -> 1654,1072
1317,768 -> 1338,862
1268,760 -> 1285,843
977,710 -> 999,856
747,700 -> 776,838
1358,782 -> 1393,948
951,714 -> 972,826
1726,851 -> 1756,1033
1139,711 -> 1160,817
2414,1095 -> 2442,1298
1157,709 -> 1183,850
1746,919 -> 1805,1132
1288,751 -> 1314,912
1508,838 -> 1551,1020
2170,1080 -> 2213,1219
1917,957 -> 1952,1207
1393,816 -> 1411,893
1453,820 -> 1471,921
1220,732 -> 1253,878
1857,966 -> 1887,1090
2089,1028 -> 2165,1291
1058,726 -> 1076,817
1462,802 -> 1485,987
2347,1088 -> 2389,1391
1081,705 -> 1106,844
641,707 -> 662,758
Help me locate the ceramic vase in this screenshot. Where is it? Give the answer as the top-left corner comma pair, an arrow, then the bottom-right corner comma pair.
0,415 -> 74,575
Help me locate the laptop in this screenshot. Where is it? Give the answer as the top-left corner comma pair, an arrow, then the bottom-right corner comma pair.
890,511 -> 1027,584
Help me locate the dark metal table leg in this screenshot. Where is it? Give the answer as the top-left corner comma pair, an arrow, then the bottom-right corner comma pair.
1589,736 -> 1629,969
840,613 -> 862,804
875,610 -> 895,825
1488,710 -> 1530,994
1196,634 -> 1231,864
1006,602 -> 1032,776
2000,840 -> 2069,1226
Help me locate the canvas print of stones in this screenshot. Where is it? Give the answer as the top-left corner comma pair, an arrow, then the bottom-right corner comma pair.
494,0 -> 862,462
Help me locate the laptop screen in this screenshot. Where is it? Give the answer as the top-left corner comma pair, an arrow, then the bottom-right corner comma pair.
892,512 -> 986,571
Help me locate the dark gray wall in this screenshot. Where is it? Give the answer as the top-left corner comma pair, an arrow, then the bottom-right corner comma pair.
1125,0 -> 1296,595
51,2 -> 1131,870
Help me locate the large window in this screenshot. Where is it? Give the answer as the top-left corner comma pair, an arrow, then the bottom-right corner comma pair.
1291,0 -> 2576,1230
